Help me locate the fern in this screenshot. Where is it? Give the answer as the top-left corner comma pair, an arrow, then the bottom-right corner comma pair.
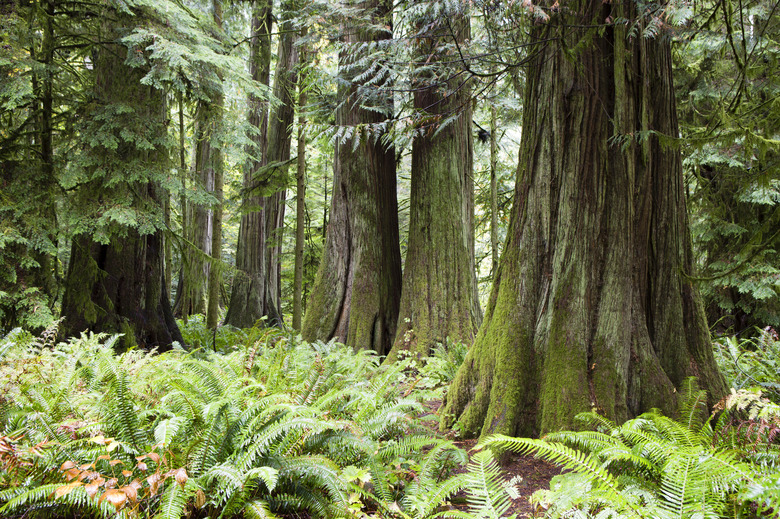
157,479 -> 200,519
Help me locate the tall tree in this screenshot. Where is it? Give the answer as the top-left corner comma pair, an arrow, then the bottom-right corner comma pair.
173,103 -> 215,318
441,1 -> 727,438
292,28 -> 308,331
0,0 -> 62,330
302,0 -> 401,354
60,8 -> 183,349
205,0 -> 225,329
173,1 -> 226,322
225,0 -> 297,328
387,0 -> 481,359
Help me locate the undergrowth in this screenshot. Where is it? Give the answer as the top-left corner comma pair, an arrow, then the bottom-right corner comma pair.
0,321 -> 510,519
484,379 -> 780,518
714,327 -> 780,402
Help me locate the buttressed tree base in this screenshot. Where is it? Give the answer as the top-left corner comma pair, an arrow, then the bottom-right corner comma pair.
441,1 -> 727,438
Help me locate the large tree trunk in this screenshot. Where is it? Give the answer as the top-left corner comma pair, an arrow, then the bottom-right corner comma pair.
387,1 -> 480,360
224,0 -> 296,328
301,0 -> 401,355
441,2 -> 727,438
60,11 -> 182,350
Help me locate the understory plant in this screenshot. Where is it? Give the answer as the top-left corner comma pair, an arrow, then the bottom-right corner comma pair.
484,379 -> 780,519
714,327 -> 780,402
0,324 -> 509,519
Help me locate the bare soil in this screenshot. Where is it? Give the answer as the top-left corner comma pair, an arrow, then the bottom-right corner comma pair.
419,398 -> 561,518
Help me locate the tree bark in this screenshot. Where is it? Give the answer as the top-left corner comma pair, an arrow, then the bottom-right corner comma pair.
489,104 -> 499,277
441,2 -> 727,438
225,0 -> 297,328
292,32 -> 308,331
301,0 -> 401,354
387,1 -> 481,359
206,0 -> 225,329
174,102 -> 214,318
60,10 -> 182,350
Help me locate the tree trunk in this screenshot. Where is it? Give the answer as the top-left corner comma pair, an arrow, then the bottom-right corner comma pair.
292,33 -> 308,331
60,11 -> 182,350
387,1 -> 480,359
489,104 -> 499,277
225,0 -> 296,328
441,2 -> 727,438
301,0 -> 401,354
174,102 -> 214,318
206,0 -> 225,330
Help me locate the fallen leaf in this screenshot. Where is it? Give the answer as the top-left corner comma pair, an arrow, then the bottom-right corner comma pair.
195,488 -> 206,508
54,481 -> 83,498
85,482 -> 101,499
121,484 -> 138,502
64,468 -> 81,481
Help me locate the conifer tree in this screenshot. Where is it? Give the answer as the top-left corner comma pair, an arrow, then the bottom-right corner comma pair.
61,6 -> 183,349
225,0 -> 298,328
302,0 -> 401,354
388,0 -> 481,359
442,0 -> 727,437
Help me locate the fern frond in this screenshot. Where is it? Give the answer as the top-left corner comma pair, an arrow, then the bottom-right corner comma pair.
280,455 -> 348,510
459,450 -> 511,519
243,499 -> 278,519
483,435 -> 643,518
191,400 -> 230,475
154,416 -> 189,447
678,377 -> 708,432
157,479 -> 199,519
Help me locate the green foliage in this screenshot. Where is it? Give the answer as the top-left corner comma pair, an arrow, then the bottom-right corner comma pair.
714,327 -> 780,401
674,0 -> 780,331
0,326 -> 503,519
483,380 -> 780,518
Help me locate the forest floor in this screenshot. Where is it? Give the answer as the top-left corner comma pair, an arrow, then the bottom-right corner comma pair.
419,399 -> 561,518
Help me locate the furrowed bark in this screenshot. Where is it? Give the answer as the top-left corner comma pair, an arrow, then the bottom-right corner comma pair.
441,1 -> 726,437
302,0 -> 401,354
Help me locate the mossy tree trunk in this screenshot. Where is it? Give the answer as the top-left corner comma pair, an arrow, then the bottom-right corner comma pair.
301,0 -> 401,354
387,1 -> 480,360
61,13 -> 182,350
441,1 -> 727,438
225,0 -> 296,328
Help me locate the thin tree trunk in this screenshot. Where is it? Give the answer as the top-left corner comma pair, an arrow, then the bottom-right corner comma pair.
173,91 -> 188,313
388,0 -> 481,359
441,2 -> 727,438
206,0 -> 224,329
174,106 -> 213,318
292,34 -> 308,331
30,0 -> 58,308
302,0 -> 401,354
